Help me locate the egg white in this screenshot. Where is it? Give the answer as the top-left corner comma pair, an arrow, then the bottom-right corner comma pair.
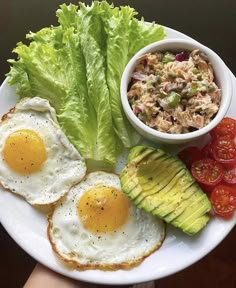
48,171 -> 165,270
0,97 -> 87,205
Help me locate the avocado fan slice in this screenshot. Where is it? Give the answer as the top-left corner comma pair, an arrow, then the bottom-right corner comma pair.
120,145 -> 212,236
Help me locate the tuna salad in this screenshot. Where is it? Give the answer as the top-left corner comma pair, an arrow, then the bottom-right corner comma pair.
127,49 -> 221,134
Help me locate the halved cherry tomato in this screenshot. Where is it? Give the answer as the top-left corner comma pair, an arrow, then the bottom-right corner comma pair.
223,166 -> 236,185
212,136 -> 236,165
201,141 -> 214,159
177,146 -> 203,169
191,158 -> 223,186
210,117 -> 236,139
210,185 -> 236,217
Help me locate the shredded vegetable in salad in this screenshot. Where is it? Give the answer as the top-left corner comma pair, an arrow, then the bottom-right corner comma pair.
128,49 -> 221,134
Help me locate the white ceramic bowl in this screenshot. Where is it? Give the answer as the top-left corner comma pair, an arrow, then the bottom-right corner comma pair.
121,39 -> 233,144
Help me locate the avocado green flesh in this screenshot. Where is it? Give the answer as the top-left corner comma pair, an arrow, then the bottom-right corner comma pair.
170,194 -> 211,235
120,168 -> 141,198
183,215 -> 210,235
164,184 -> 200,223
137,169 -> 187,211
120,165 -> 136,188
138,155 -> 172,183
171,193 -> 210,226
175,194 -> 211,228
120,149 -> 166,189
120,146 -> 212,235
138,156 -> 180,188
128,146 -> 163,164
152,172 -> 196,218
128,146 -> 148,162
134,157 -> 181,205
121,149 -> 169,200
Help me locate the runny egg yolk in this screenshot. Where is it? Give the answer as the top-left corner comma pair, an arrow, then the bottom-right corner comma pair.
77,185 -> 130,233
3,129 -> 47,174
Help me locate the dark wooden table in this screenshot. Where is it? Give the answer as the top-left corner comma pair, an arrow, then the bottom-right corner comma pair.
0,1 -> 235,287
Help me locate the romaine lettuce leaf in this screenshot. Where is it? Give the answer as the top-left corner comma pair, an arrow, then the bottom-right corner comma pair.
7,1 -> 166,165
101,4 -> 140,148
8,25 -> 98,160
77,2 -> 120,164
128,18 -> 166,59
101,2 -> 166,148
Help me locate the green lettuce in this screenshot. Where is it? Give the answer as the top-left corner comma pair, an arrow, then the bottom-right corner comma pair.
101,4 -> 139,148
7,1 -> 165,165
128,18 -> 166,59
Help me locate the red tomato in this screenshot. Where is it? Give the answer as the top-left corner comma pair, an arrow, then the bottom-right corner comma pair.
191,158 -> 224,186
210,117 -> 236,139
201,141 -> 214,159
210,185 -> 236,217
212,136 -> 236,165
199,183 -> 214,195
223,166 -> 236,185
177,146 -> 203,169
227,184 -> 236,191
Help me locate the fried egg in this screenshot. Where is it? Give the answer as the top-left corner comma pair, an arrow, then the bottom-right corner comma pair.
48,171 -> 165,270
0,97 -> 86,206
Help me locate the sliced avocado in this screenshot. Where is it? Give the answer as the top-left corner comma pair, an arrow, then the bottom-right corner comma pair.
170,193 -> 211,235
121,147 -> 166,189
134,156 -> 180,205
127,146 -> 160,164
174,193 -> 211,229
183,215 -> 210,235
164,183 -> 200,223
120,145 -> 212,235
128,146 -> 145,162
120,164 -> 136,188
137,169 -> 187,212
121,147 -> 168,200
127,146 -> 150,162
120,166 -> 141,198
152,170 -> 195,218
137,155 -> 180,188
171,192 -> 210,226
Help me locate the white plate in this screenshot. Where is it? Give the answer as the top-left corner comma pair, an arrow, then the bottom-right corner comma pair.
0,27 -> 235,286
